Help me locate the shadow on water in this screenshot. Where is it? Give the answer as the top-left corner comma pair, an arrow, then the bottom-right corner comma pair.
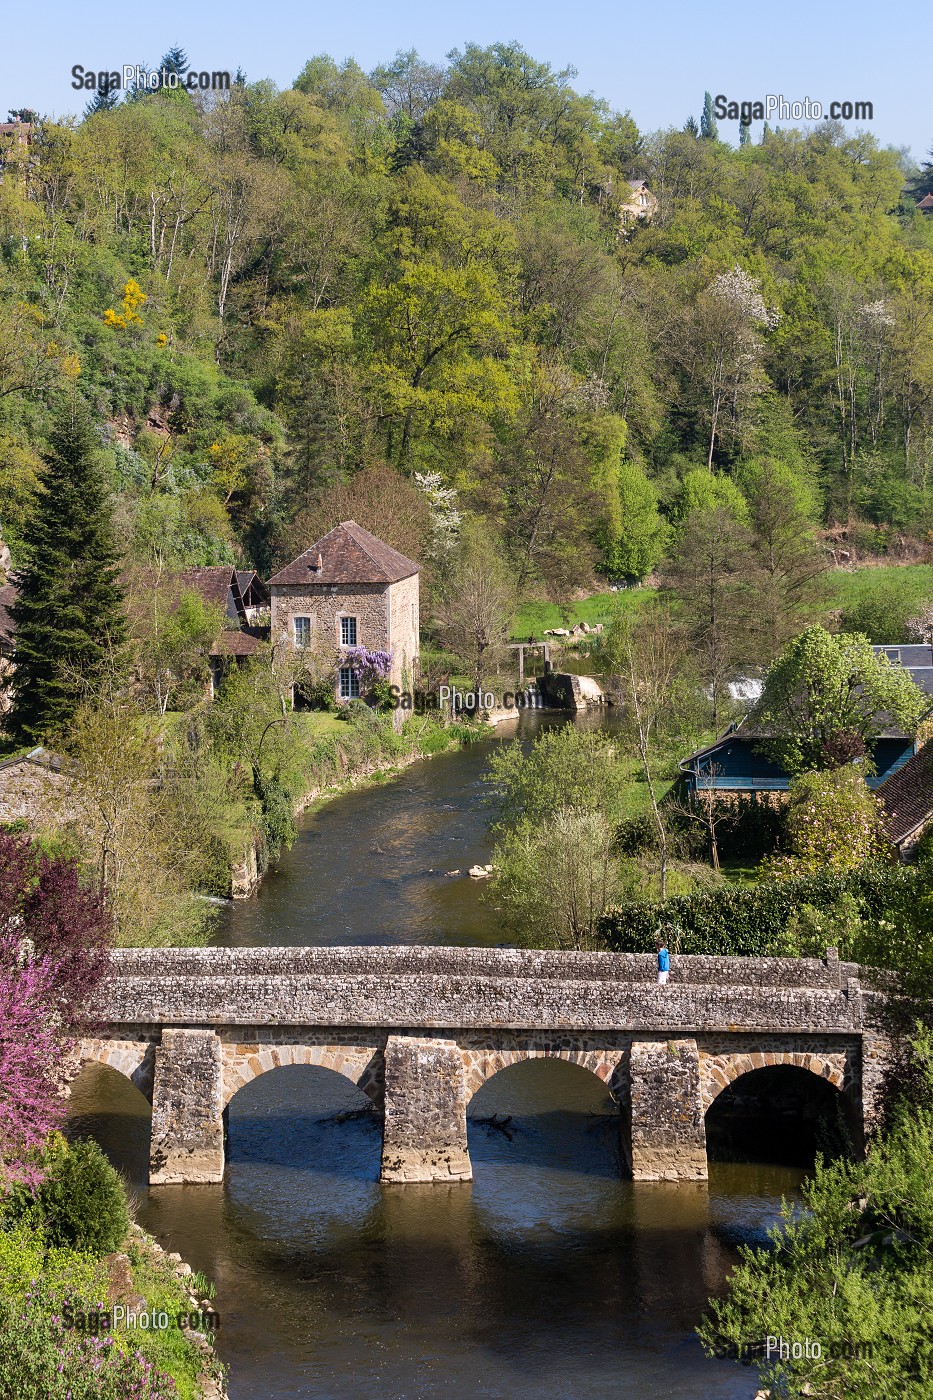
67,1052 -> 797,1399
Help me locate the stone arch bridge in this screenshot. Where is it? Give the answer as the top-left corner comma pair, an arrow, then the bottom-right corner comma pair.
75,946 -> 894,1185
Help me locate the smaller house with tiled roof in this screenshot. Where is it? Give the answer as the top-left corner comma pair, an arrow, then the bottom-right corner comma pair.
877,743 -> 933,858
170,566 -> 271,695
267,521 -> 419,703
917,193 -> 933,215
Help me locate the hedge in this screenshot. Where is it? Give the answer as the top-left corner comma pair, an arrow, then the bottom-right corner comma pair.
598,863 -> 923,956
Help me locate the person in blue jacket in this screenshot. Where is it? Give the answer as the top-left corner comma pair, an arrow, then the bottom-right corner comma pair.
656,938 -> 670,985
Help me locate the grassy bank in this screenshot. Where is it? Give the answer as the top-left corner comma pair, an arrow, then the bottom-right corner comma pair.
511,588 -> 652,638
187,704 -> 483,900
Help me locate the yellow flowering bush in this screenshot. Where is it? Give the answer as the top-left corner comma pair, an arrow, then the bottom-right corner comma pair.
102,280 -> 147,330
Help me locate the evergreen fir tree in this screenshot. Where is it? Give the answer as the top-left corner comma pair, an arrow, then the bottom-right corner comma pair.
700,91 -> 718,140
684,114 -> 699,137
7,404 -> 126,745
739,120 -> 751,146
83,84 -> 119,119
155,47 -> 189,89
908,144 -> 933,201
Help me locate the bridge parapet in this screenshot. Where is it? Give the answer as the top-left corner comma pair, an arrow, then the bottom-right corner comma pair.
105,945 -> 859,989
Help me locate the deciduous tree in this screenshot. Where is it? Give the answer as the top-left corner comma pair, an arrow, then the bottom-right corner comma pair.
752,626 -> 926,774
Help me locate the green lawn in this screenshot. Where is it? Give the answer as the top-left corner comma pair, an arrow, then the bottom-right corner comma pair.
511,587 -> 653,639
510,561 -> 933,645
719,859 -> 760,887
821,562 -> 933,615
294,710 -> 346,739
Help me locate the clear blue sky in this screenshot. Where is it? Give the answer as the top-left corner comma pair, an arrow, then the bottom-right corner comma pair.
3,0 -> 930,158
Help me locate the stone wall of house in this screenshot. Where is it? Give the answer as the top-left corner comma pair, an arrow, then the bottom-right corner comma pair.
0,755 -> 73,826
386,572 -> 419,691
271,582 -> 390,662
270,575 -> 419,695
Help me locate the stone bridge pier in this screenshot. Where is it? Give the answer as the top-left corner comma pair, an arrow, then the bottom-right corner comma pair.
79,946 -> 896,1187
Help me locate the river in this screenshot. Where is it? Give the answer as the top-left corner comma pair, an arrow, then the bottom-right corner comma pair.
69,712 -> 799,1399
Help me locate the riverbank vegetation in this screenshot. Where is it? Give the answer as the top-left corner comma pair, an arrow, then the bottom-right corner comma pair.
0,833 -> 222,1398
484,613 -> 933,973
699,1033 -> 933,1397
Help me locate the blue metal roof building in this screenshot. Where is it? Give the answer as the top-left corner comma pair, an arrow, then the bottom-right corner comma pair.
680,643 -> 932,797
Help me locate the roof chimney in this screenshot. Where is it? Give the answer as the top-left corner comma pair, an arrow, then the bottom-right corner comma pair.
310,552 -> 323,573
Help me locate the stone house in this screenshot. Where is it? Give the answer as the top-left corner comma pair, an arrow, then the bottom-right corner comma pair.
620,179 -> 658,225
267,521 -> 420,703
145,566 -> 271,697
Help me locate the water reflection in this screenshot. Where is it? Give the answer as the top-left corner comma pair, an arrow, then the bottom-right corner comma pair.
67,1054 -> 790,1400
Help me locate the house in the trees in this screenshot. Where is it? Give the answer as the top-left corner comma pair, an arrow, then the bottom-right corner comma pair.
917,193 -> 933,216
620,179 -> 658,224
877,743 -> 933,858
267,521 -> 420,704
170,566 -> 271,695
681,643 -> 933,799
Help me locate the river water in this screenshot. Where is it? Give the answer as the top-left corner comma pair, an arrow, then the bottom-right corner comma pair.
70,713 -> 800,1400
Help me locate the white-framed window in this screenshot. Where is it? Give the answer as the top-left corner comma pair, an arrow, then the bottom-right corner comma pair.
339,667 -> 360,699
340,615 -> 357,646
293,616 -> 312,648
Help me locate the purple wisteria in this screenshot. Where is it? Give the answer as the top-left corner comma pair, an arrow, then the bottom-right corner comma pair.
341,646 -> 393,690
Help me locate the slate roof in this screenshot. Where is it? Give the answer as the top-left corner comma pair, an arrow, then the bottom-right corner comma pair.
0,583 -> 17,650
267,521 -> 419,587
878,743 -> 933,847
873,643 -> 933,695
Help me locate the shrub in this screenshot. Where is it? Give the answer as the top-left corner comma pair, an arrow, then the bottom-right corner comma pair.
598,863 -> 924,961
0,1290 -> 177,1400
35,1138 -> 129,1256
255,774 -> 297,867
760,765 -> 891,879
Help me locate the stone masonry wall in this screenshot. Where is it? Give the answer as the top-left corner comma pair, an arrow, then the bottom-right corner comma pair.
79,949 -> 899,1186
387,571 -> 419,692
271,580 -> 418,694
0,755 -> 75,826
96,947 -> 866,1036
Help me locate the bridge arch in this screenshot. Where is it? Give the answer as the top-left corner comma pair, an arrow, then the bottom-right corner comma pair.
221,1039 -> 384,1107
461,1044 -> 626,1105
700,1049 -> 848,1112
70,1039 -> 156,1102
